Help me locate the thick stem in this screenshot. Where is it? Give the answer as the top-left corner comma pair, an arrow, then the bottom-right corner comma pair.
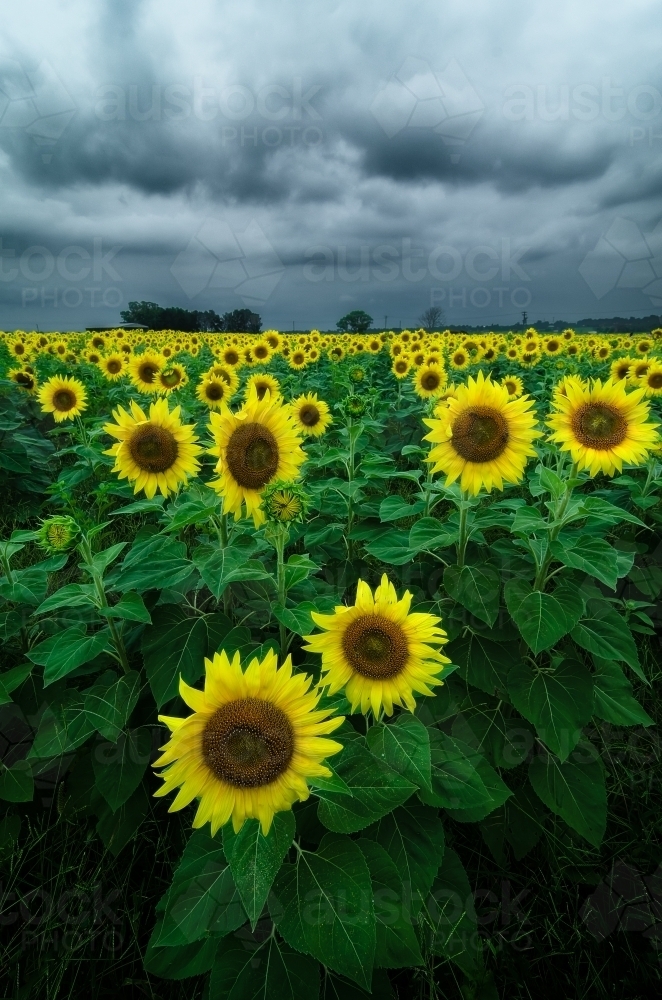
456,497 -> 469,568
218,510 -> 232,616
533,462 -> 579,591
274,528 -> 288,660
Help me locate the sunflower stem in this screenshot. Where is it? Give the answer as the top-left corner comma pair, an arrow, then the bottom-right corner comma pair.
346,416 -> 356,560
533,461 -> 579,591
273,526 -> 289,660
79,536 -> 131,674
641,457 -> 658,497
456,494 -> 470,568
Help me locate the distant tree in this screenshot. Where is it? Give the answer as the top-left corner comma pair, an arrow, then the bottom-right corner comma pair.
220,308 -> 262,332
419,306 -> 444,331
336,310 -> 373,332
119,301 -> 260,332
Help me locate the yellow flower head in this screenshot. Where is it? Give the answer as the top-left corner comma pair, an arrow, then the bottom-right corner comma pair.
245,372 -> 281,403
423,370 -> 539,495
547,377 -> 660,476
38,375 -> 87,422
290,392 -> 332,437
128,350 -> 164,393
413,363 -> 447,399
304,574 -> 450,716
104,397 -> 202,498
153,649 -> 343,835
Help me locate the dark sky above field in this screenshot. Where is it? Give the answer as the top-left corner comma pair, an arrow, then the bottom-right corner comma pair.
1,0 -> 662,331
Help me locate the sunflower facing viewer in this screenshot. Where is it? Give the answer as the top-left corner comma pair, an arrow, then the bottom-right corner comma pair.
104,397 -> 202,498
153,649 -> 343,835
422,370 -> 539,495
547,377 -> 659,476
290,392 -> 332,437
304,574 -> 450,716
38,374 -> 87,422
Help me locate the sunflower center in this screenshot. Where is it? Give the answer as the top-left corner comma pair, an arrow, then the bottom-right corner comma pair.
15,373 -> 34,388
53,389 -> 76,412
129,424 -> 179,472
342,615 -> 409,679
648,373 -> 662,389
205,382 -> 224,401
421,371 -> 441,391
226,422 -> 279,489
299,404 -> 320,426
255,382 -> 269,400
572,403 -> 627,450
452,406 -> 509,463
225,350 -> 239,365
254,346 -> 269,359
107,359 -> 122,374
160,369 -> 181,387
138,362 -> 159,383
202,698 -> 294,787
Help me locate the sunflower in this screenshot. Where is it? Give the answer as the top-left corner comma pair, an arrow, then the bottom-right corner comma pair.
630,358 -> 651,383
450,349 -> 469,370
9,368 -> 38,393
636,339 -> 652,355
543,337 -> 563,356
264,331 -> 282,351
153,650 -> 343,835
642,362 -> 662,396
97,353 -> 126,381
392,357 -> 411,379
547,378 -> 659,476
289,350 -> 307,370
290,392 -> 332,437
251,340 -> 273,364
501,374 -> 524,398
157,364 -> 188,394
413,364 -> 446,399
206,364 -> 240,395
208,393 -> 306,526
304,574 -> 450,716
610,357 -> 633,382
328,345 -> 345,362
221,345 -> 242,368
128,351 -> 163,393
197,376 -> 232,410
104,397 -> 202,498
245,372 -> 280,402
38,375 -> 87,422
422,370 -> 539,494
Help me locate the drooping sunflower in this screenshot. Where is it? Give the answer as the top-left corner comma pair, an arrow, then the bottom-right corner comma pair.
413,364 -> 447,399
157,364 -> 188,395
208,393 -> 306,526
304,574 -> 450,716
196,376 -> 233,410
290,392 -> 332,438
9,368 -> 38,393
104,397 -> 202,498
99,353 -> 126,381
422,370 -> 540,494
207,364 -> 240,395
245,372 -> 281,402
547,378 -> 660,476
610,357 -> 633,382
501,374 -> 524,398
153,649 -> 343,835
128,350 -> 163,393
38,375 -> 88,422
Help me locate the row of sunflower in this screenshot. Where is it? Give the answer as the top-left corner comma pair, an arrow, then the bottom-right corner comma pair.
1,325 -> 661,995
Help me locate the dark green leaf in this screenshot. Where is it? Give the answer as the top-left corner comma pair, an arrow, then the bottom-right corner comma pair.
419,730 -> 492,811
0,761 -> 33,802
28,691 -> 95,758
93,727 -> 152,811
192,544 -> 271,600
96,782 -> 149,856
409,517 -> 458,553
142,606 -> 231,707
84,670 -> 141,741
507,659 -> 594,761
379,496 -> 425,522
366,715 -> 432,792
144,924 -> 219,980
592,658 -> 654,726
504,579 -> 580,653
357,839 -> 424,969
97,590 -> 151,623
28,626 -> 111,685
363,531 -> 414,566
35,583 -> 96,615
363,803 -> 445,915
528,744 -> 606,847
0,661 -> 32,705
211,936 -> 320,1000
110,534 -> 192,592
448,629 -> 518,697
550,534 -> 620,589
444,564 -> 500,627
426,848 -> 483,978
571,606 -> 643,679
222,812 -> 295,928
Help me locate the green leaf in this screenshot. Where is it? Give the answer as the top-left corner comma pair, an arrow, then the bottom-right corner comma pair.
419,730 -> 492,811
443,752 -> 512,823
379,496 -> 425,522
142,606 -> 232,707
538,465 -> 565,499
96,783 -> 150,856
27,626 -> 111,685
92,727 -> 152,811
444,564 -> 500,626
507,659 -> 594,761
155,829 -> 245,946
222,812 -> 295,928
448,629 -> 518,697
309,765 -> 354,796
511,506 -> 546,534
35,583 -> 96,615
211,936 -> 320,1000
270,832 -> 376,989
0,761 -> 33,802
592,658 -> 654,727
575,496 -> 647,528
273,601 -> 320,636
503,786 -> 545,860
0,567 -> 49,605
628,564 -> 662,599
317,739 -> 416,833
144,926 -> 218,980
363,803 -> 445,915
550,534 -> 620,589
285,553 -> 319,589
0,662 -> 32,705
571,605 -> 643,679
357,839 -> 424,969
0,610 -> 25,642
110,534 -> 192,592
97,591 -> 151,623
89,541 -> 128,576
304,521 -> 345,547
192,544 -> 271,600
426,848 -> 482,978
528,744 -> 606,847
109,496 -> 166,516
28,691 -> 95,758
366,715 -> 432,792
409,517 -> 458,553
504,579 -> 580,653
363,531 -> 414,566
162,499 -> 220,532
84,670 -> 141,741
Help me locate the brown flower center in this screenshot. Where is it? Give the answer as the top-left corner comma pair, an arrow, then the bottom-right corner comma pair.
224,349 -> 239,366
342,615 -> 409,679
254,382 -> 270,400
205,382 -> 224,401
226,422 -> 279,489
421,370 -> 442,391
254,345 -> 269,360
571,402 -> 627,450
452,406 -> 509,463
53,389 -> 77,411
648,373 -> 662,390
138,361 -> 159,384
299,403 -> 320,427
160,369 -> 181,387
202,698 -> 294,787
129,423 -> 178,472
107,359 -> 122,374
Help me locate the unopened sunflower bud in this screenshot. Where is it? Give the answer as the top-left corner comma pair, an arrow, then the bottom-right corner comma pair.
37,515 -> 80,554
262,481 -> 310,524
345,395 -> 366,417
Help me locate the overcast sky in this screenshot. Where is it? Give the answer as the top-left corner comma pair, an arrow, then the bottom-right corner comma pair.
1,0 -> 661,331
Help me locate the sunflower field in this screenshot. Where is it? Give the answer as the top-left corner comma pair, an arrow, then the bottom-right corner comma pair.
1,325 -> 662,999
